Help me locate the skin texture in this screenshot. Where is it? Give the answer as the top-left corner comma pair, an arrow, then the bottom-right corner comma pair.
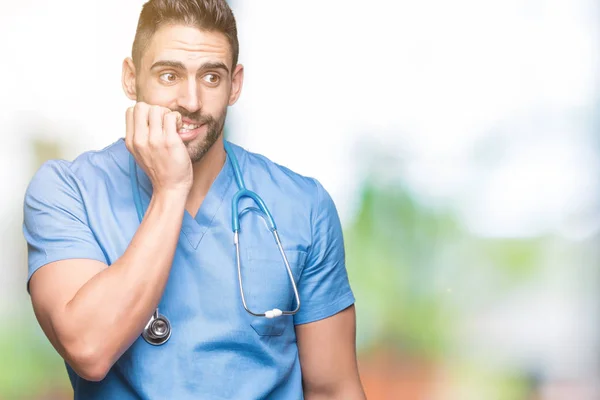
29,23 -> 365,398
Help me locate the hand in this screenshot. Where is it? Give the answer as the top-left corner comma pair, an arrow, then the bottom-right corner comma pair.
125,102 -> 193,196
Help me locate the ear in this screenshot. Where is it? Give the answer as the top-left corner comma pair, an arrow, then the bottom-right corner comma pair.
122,57 -> 137,101
228,64 -> 244,106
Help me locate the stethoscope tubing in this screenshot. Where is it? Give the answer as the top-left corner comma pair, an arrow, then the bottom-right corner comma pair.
129,141 -> 301,345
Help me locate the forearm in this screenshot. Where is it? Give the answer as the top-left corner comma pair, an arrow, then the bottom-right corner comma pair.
303,381 -> 366,400
58,191 -> 186,374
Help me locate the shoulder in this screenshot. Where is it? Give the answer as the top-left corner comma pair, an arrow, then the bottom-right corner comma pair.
26,138 -> 127,197
233,142 -> 327,206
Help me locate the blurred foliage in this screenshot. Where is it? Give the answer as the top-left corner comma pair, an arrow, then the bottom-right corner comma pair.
475,238 -> 545,281
345,183 -> 461,358
0,137 -> 71,400
439,361 -> 535,400
0,316 -> 71,400
345,180 -> 547,360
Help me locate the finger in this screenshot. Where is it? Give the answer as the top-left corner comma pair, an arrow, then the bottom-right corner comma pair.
133,102 -> 150,148
175,111 -> 182,132
148,106 -> 166,147
163,111 -> 183,145
125,107 -> 134,153
163,111 -> 182,137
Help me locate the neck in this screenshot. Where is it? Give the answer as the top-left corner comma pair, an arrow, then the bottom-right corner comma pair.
186,136 -> 226,215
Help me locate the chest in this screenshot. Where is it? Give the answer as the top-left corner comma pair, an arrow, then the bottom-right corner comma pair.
86,188 -> 309,332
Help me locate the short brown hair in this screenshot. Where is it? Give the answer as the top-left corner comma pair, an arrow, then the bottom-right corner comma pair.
132,0 -> 239,71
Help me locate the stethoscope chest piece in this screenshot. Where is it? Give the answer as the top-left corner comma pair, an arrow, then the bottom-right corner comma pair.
142,309 -> 171,346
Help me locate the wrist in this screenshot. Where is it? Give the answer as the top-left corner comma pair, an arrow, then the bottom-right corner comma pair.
151,189 -> 188,209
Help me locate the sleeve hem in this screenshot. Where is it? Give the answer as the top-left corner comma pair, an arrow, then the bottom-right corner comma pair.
293,290 -> 356,325
306,178 -> 323,267
26,251 -> 108,294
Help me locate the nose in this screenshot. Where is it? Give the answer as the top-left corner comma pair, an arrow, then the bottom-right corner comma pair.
177,79 -> 201,114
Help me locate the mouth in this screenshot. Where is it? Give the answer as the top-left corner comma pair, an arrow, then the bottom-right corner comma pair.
179,122 -> 201,133
178,122 -> 206,141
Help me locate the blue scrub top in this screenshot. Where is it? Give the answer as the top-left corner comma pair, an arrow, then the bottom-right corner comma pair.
23,138 -> 355,399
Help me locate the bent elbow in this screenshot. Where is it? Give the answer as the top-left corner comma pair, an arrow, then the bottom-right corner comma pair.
64,342 -> 112,382
77,363 -> 110,382
48,310 -> 116,381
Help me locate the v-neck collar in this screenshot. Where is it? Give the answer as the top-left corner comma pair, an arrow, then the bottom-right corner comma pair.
181,151 -> 234,249
113,138 -> 241,249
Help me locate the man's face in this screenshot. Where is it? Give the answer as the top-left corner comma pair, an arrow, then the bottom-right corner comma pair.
125,24 -> 243,163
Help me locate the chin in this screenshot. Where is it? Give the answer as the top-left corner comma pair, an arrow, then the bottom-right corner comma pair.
187,141 -> 211,163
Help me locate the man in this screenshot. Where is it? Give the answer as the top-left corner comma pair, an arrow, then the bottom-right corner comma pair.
23,0 -> 365,398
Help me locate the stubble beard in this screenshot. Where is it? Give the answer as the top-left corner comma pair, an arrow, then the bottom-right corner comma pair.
135,90 -> 227,164
183,107 -> 227,164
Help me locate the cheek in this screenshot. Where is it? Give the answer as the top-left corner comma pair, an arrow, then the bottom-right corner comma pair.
151,86 -> 179,105
201,88 -> 230,111
138,79 -> 178,106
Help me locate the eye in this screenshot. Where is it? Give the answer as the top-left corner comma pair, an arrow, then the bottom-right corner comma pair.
202,74 -> 220,85
159,73 -> 178,83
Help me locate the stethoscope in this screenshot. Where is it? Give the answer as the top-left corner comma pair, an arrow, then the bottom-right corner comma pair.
129,141 -> 301,345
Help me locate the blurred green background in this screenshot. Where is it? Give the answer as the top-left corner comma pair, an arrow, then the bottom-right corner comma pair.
2,0 -> 599,399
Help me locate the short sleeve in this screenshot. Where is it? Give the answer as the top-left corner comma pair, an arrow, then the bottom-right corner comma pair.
23,161 -> 107,291
293,179 -> 355,325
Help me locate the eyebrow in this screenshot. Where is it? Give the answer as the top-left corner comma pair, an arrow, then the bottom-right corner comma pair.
150,60 -> 230,74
